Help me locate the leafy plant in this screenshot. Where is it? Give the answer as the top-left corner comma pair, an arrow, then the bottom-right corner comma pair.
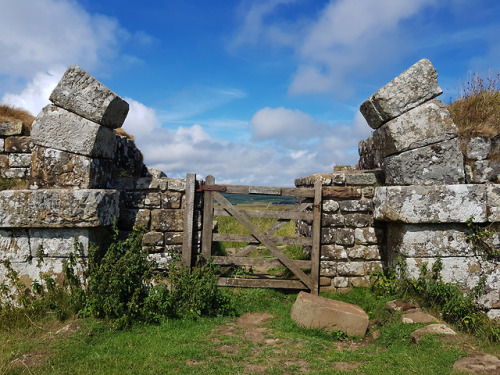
466,216 -> 500,260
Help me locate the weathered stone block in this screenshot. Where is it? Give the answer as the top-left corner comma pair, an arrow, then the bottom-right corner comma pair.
373,99 -> 458,157
291,292 -> 369,337
322,200 -> 339,212
323,187 -> 361,200
165,232 -> 183,245
321,245 -> 348,260
350,276 -> 372,288
0,189 -> 119,227
142,231 -> 164,246
8,153 -> 31,168
0,122 -> 23,136
344,213 -> 373,228
5,136 -> 32,153
387,224 -> 475,257
354,227 -> 383,245
332,276 -> 349,288
336,228 -> 355,246
147,253 -> 173,270
360,59 -> 442,129
0,139 -> 4,152
385,139 -> 465,185
134,176 -> 168,190
339,200 -> 373,212
331,173 -> 346,185
31,105 -> 116,158
348,245 -> 381,260
2,168 -> 29,179
114,135 -> 144,178
322,214 -> 344,227
29,228 -> 110,257
374,185 -> 486,223
0,155 -> 9,171
486,185 -> 500,222
50,65 -> 129,129
321,228 -> 336,244
162,192 -> 182,209
345,172 -> 382,186
470,160 -> 500,183
30,146 -> 113,189
0,229 -> 30,262
151,209 -> 184,232
337,261 -> 365,276
166,178 -> 186,192
358,136 -> 383,170
466,137 -> 491,160
295,174 -> 332,187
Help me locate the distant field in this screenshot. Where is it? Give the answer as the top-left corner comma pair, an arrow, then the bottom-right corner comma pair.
222,193 -> 295,206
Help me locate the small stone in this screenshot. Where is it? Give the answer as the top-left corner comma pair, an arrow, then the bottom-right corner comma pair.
345,172 -> 381,186
5,136 -> 32,153
344,213 -> 373,228
401,310 -> 439,324
142,231 -> 164,246
354,227 -> 383,245
164,232 -> 183,245
151,209 -> 184,232
323,187 -> 361,200
348,245 -> 381,260
162,192 -> 182,209
410,324 -> 456,343
0,122 -> 23,136
166,178 -> 186,192
466,137 -> 491,161
322,200 -> 340,212
386,299 -> 420,312
50,65 -> 129,129
321,245 -> 348,260
337,261 -> 365,277
335,228 -> 355,246
339,200 -> 373,212
322,214 -> 345,227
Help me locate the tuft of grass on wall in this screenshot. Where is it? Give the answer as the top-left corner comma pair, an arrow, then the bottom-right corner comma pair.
0,104 -> 35,132
448,71 -> 500,136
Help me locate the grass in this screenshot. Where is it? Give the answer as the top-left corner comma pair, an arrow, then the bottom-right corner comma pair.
2,287 -> 499,374
448,71 -> 500,137
0,104 -> 35,133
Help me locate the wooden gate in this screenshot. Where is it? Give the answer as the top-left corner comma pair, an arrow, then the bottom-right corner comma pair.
198,175 -> 322,294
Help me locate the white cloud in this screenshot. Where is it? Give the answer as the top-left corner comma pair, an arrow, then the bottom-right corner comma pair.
249,106 -> 328,144
122,97 -> 161,136
0,67 -> 65,115
0,0 -> 129,79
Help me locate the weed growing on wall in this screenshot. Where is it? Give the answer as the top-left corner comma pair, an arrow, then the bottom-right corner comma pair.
466,216 -> 500,260
0,224 -> 235,330
371,257 -> 500,342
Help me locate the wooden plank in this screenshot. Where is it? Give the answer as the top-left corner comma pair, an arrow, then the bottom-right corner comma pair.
213,192 -> 313,290
218,278 -> 308,289
222,185 -> 315,198
182,173 -> 196,268
249,186 -> 281,195
201,175 -> 215,259
310,181 -> 322,295
213,233 -> 312,245
214,208 -> 313,220
212,256 -> 311,268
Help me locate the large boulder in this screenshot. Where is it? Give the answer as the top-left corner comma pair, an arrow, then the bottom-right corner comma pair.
360,59 -> 442,129
50,65 -> 129,129
290,291 -> 369,337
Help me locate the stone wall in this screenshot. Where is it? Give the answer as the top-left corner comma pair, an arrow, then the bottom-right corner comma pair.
358,58 -> 500,321
0,65 -> 200,289
295,168 -> 385,290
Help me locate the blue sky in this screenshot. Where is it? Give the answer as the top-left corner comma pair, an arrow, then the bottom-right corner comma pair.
0,0 -> 499,186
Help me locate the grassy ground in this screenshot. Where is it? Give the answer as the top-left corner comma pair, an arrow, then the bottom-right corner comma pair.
2,287 -> 499,374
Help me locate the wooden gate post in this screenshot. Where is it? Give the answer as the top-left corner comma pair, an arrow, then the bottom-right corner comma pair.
182,173 -> 196,268
201,175 -> 215,259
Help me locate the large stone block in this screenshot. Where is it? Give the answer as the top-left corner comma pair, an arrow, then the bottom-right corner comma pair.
0,189 -> 119,227
360,59 -> 443,129
373,99 -> 458,157
50,65 -> 129,129
30,146 -> 114,189
31,105 -> 116,158
29,228 -> 110,257
374,185 -> 487,223
387,224 -> 475,258
291,292 -> 369,337
151,209 -> 184,232
384,139 -> 465,185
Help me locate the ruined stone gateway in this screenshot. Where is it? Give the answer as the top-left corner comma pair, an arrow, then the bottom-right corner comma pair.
0,60 -> 499,321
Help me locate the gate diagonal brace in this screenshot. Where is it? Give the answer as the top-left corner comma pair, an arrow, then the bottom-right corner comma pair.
212,192 -> 314,290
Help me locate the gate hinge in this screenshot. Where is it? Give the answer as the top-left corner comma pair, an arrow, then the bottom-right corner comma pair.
196,185 -> 227,192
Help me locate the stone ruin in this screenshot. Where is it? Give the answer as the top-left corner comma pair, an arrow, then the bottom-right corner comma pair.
0,60 -> 499,321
